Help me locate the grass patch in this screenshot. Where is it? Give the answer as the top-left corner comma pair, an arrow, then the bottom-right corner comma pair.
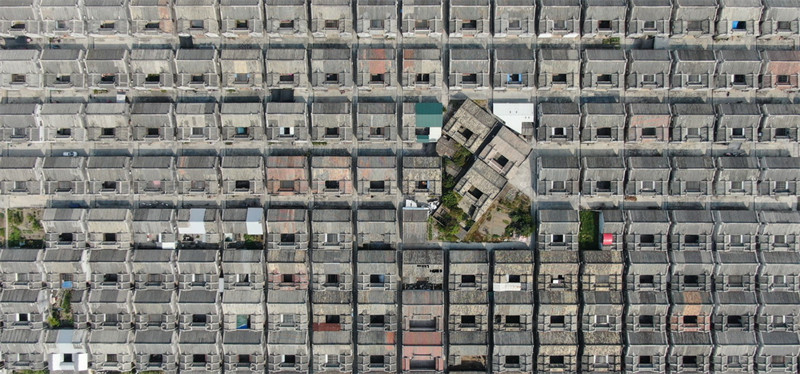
8,209 -> 23,225
451,144 -> 472,168
502,195 -> 535,237
579,210 -> 600,251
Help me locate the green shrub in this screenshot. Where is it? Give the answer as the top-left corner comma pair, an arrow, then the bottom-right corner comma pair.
8,209 -> 23,225
441,191 -> 461,209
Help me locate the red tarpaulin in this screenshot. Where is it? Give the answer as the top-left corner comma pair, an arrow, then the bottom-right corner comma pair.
603,233 -> 613,245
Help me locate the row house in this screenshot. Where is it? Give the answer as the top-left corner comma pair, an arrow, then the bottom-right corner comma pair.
0,0 -> 798,39
7,47 -> 800,91
357,101 -> 396,142
402,249 -> 446,373
447,249 -> 490,372
356,249 -> 399,372
492,249 -> 535,373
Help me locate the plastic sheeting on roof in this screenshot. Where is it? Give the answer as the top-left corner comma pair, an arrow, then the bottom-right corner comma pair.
178,208 -> 207,235
493,103 -> 534,134
245,207 -> 263,235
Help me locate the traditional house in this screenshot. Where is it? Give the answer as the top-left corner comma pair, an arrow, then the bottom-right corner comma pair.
759,157 -> 800,196
39,0 -> 84,36
670,156 -> 715,195
220,102 -> 265,141
356,0 -> 397,38
175,49 -> 219,89
86,209 -> 132,249
714,210 -> 759,252
761,104 -> 800,142
40,103 -> 84,142
176,208 -> 220,248
176,289 -> 219,331
761,0 -> 800,37
455,159 -> 507,220
219,0 -> 263,36
221,208 -> 264,250
672,0 -> 717,37
356,156 -> 397,196
494,0 -> 535,37
715,49 -> 761,90
625,210 -> 670,251
356,101 -> 396,142
538,210 -> 580,251
266,208 -> 309,252
129,0 -> 174,35
87,248 -> 131,289
715,157 -> 759,196
173,0 -> 219,36
266,102 -> 308,142
130,102 -> 175,142
221,289 -> 265,331
40,49 -> 85,90
0,330 -> 46,371
131,156 -> 175,195
401,0 -> 444,36
668,331 -> 713,372
85,49 -> 129,89
41,156 -> 86,194
177,330 -> 221,371
175,102 -> 219,141
266,156 -> 309,196
716,0 -> 762,37
0,289 -> 49,330
449,47 -> 490,90
493,46 -> 535,90
537,156 -> 580,195
222,330 -> 266,371
671,103 -> 715,142
311,155 -> 352,196
175,156 -> 219,195
265,0 -> 308,36
0,248 -> 43,289
311,208 -> 353,251
670,210 -> 715,251
86,156 -> 131,195
478,126 -> 530,177
626,103 -> 671,142
132,209 -> 177,249
88,288 -> 133,330
221,248 -> 264,290
582,49 -> 626,90
626,49 -> 672,90
538,49 -> 581,89
84,0 -> 129,36
625,157 -> 670,196
221,156 -> 264,195
672,49 -> 716,89
0,103 -> 39,142
220,49 -> 263,89
356,208 -> 397,249
266,47 -> 308,89
583,0 -> 627,36
131,248 -> 176,289
582,156 -> 625,196
759,211 -> 800,252
402,156 -> 442,198
715,103 -> 761,143
310,0 -> 353,38
756,332 -> 800,373
444,99 -> 497,152
356,48 -> 396,89
88,330 -> 135,372
760,50 -> 800,90
42,208 -> 87,249
401,48 -> 444,90
449,0 -> 490,37
537,0 -> 581,37
581,103 -> 624,142
0,49 -> 39,89
130,49 -> 175,89
628,0 -> 671,36
311,101 -> 352,141
132,330 -> 177,372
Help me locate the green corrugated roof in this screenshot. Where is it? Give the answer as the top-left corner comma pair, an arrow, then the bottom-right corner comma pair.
415,102 -> 443,128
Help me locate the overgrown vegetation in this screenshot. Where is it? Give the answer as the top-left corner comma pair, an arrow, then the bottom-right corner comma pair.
47,290 -> 74,329
6,209 -> 43,249
579,210 -> 600,251
242,234 -> 263,249
450,144 -> 472,168
504,197 -> 535,237
15,370 -> 50,374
